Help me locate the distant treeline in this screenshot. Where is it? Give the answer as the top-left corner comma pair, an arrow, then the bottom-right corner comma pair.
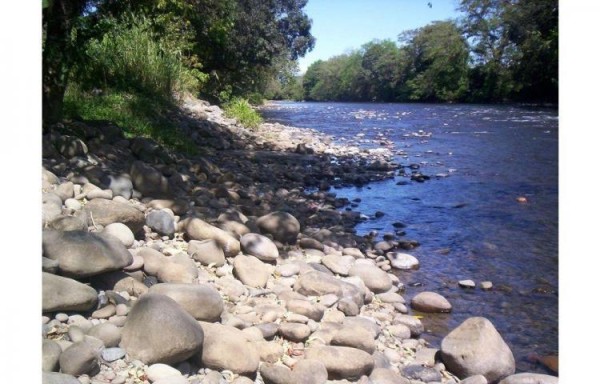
267,0 -> 558,104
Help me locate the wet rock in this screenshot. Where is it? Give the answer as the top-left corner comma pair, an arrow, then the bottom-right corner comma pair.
386,252 -> 419,270
441,317 -> 515,382
84,198 -> 145,234
256,211 -> 300,244
411,291 -> 452,313
498,373 -> 558,384
148,283 -> 223,321
234,254 -> 272,288
241,233 -> 279,261
120,293 -> 204,364
181,217 -> 240,257
43,230 -> 132,278
304,345 -> 374,380
187,239 -> 226,266
42,272 -> 97,312
197,321 -> 260,375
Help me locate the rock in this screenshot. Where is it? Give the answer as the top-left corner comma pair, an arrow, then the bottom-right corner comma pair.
181,217 -> 240,257
43,230 -> 133,278
157,260 -> 197,284
88,323 -> 121,347
369,368 -> 410,384
153,377 -> 189,384
92,271 -> 148,297
103,223 -> 135,247
91,304 -> 116,319
459,280 -> 476,288
254,340 -> 282,362
64,198 -> 82,211
294,271 -> 344,297
498,373 -> 558,384
42,372 -> 80,384
48,216 -> 87,231
58,341 -> 98,376
286,299 -> 324,322
392,314 -> 424,337
386,252 -> 419,270
481,281 -> 493,290
86,188 -> 113,200
299,237 -> 324,251
42,339 -> 62,372
197,321 -> 260,375
260,360 -> 328,384
241,233 -> 279,261
148,283 -> 223,321
343,248 -> 365,259
304,345 -> 374,380
348,264 -> 392,293
130,161 -> 170,197
278,322 -> 311,342
256,211 -> 300,244
322,255 -> 355,276
441,317 -> 515,382
401,364 -> 442,382
187,239 -> 225,267
101,347 -> 126,362
146,363 -> 182,382
331,323 -> 376,353
42,168 -> 60,187
84,198 -> 145,234
146,209 -> 176,236
55,182 -> 74,201
459,375 -> 488,384
137,247 -> 168,276
42,192 -> 63,225
42,272 -> 97,312
411,291 -> 452,313
233,254 -> 272,288
120,293 -> 204,364
55,135 -> 88,158
42,257 -> 60,273
104,174 -> 134,199
148,199 -> 189,215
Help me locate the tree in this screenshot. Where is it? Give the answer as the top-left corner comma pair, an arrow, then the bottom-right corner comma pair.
400,21 -> 470,102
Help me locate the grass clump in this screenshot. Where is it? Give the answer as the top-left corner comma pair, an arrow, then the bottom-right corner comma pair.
223,97 -> 263,130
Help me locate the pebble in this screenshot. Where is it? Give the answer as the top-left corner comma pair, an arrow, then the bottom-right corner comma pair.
55,313 -> 69,322
459,279 -> 476,288
481,281 -> 493,290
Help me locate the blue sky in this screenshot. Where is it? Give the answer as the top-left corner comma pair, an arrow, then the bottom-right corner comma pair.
297,0 -> 463,73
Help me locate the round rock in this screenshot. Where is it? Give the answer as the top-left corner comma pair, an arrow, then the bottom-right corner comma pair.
241,233 -> 279,261
103,223 -> 135,248
187,239 -> 225,267
256,211 -> 300,244
148,283 -> 224,321
386,252 -> 419,270
411,291 -> 452,313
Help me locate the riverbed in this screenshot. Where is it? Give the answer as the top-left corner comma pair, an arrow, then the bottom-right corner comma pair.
261,101 -> 558,373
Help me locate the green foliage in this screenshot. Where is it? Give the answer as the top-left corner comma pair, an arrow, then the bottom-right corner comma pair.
76,17 -> 206,99
223,97 -> 263,129
63,86 -> 197,154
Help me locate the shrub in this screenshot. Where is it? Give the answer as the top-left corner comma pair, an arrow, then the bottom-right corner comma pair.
223,97 -> 263,129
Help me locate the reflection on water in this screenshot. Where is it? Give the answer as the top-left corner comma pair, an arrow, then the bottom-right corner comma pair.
262,101 -> 558,374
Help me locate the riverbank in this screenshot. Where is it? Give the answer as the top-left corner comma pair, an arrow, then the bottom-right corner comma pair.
41,95 -> 557,383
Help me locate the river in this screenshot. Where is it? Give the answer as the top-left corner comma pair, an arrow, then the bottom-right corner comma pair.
260,101 -> 558,374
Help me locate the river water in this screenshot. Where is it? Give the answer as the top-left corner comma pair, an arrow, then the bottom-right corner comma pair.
261,101 -> 558,374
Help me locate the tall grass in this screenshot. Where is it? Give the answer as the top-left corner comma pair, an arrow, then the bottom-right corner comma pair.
79,17 -> 204,99
223,97 -> 263,130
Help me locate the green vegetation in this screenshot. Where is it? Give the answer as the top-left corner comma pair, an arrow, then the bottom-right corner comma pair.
298,0 -> 557,104
223,97 -> 263,130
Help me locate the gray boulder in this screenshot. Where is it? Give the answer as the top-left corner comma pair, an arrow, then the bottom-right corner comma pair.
181,217 -> 240,257
187,239 -> 225,267
130,161 -> 170,197
294,271 -> 344,297
348,264 -> 392,293
146,209 -> 176,236
103,223 -> 135,247
241,233 -> 279,261
58,341 -> 98,376
120,293 -> 204,364
148,283 -> 224,321
256,211 -> 300,244
43,230 -> 133,278
233,254 -> 272,288
42,272 -> 97,312
441,317 -> 515,382
304,345 -> 374,380
42,339 -> 62,372
84,198 -> 145,234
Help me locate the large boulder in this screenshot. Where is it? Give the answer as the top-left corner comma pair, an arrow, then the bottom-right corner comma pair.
197,321 -> 260,375
348,264 -> 392,293
120,293 -> 204,365
42,272 -> 97,312
43,230 -> 133,278
304,345 -> 374,380
181,217 -> 240,257
146,209 -> 176,236
148,283 -> 223,321
256,211 -> 300,244
233,254 -> 272,288
84,198 -> 145,234
411,291 -> 452,313
441,317 -> 515,382
240,233 -> 279,261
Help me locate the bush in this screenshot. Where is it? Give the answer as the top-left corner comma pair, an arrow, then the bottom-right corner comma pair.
223,97 -> 263,129
77,17 -> 206,100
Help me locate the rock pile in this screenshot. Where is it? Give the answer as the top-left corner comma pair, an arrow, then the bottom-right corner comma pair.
41,97 -> 555,384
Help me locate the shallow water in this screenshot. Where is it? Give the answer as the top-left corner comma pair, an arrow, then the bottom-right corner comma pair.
261,101 -> 558,374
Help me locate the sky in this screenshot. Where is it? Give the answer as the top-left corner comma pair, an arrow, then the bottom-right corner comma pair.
297,0 -> 463,73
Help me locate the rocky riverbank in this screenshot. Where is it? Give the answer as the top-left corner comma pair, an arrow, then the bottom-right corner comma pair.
41,96 -> 557,384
